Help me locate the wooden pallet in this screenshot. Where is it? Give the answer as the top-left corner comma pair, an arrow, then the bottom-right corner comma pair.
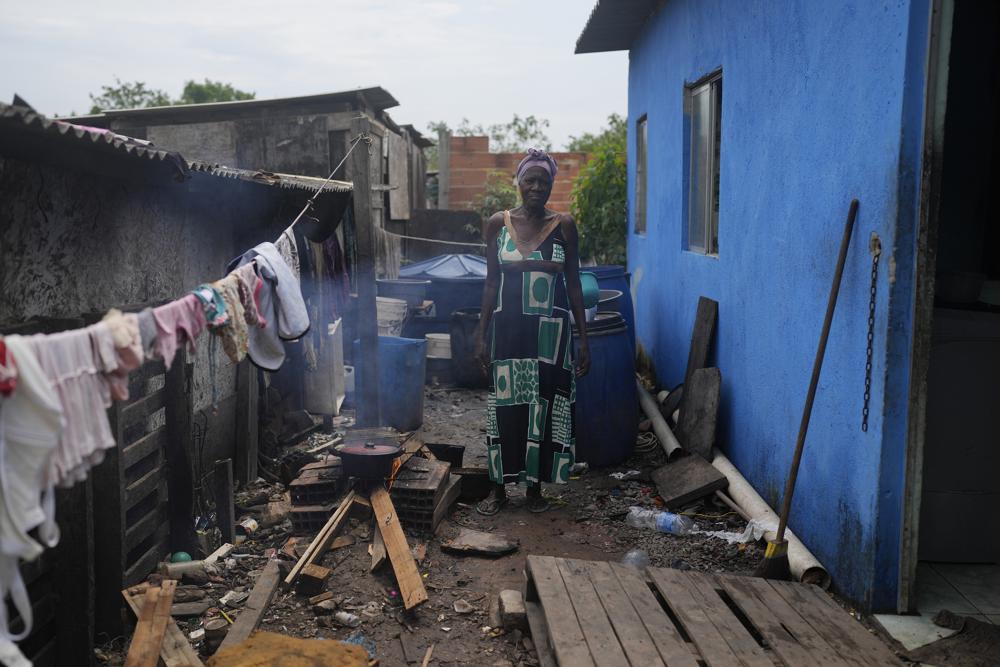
524,556 -> 902,667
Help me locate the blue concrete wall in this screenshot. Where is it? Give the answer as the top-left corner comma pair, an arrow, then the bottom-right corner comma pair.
625,0 -> 930,609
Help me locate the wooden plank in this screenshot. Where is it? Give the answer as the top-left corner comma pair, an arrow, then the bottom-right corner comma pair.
675,367 -> 721,460
735,576 -> 857,666
524,556 -> 595,667
53,480 -> 94,665
219,559 -> 283,650
554,559 -> 629,666
370,524 -> 387,572
682,296 -> 718,389
609,563 -> 699,667
120,389 -> 166,434
681,572 -> 773,667
163,350 -> 195,559
716,575 -> 850,667
651,454 -> 728,510
768,580 -> 901,666
370,486 -> 428,610
284,490 -> 355,587
122,428 -> 167,469
124,504 -> 165,552
125,463 -> 164,510
125,580 -> 177,667
581,560 -> 665,667
124,588 -> 204,667
213,459 -> 236,544
525,600 -> 558,667
351,114 -> 380,426
124,524 -> 169,584
648,566 -> 743,667
234,359 -> 259,485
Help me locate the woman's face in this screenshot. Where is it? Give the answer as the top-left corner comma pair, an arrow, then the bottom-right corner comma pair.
518,166 -> 553,208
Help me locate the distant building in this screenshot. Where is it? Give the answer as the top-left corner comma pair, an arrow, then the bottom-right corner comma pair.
578,0 -> 1000,614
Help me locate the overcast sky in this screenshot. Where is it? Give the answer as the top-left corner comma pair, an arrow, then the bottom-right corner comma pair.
1,0 -> 627,149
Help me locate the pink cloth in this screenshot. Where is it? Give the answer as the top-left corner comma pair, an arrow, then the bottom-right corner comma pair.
152,295 -> 206,369
101,310 -> 144,401
231,263 -> 264,328
24,323 -> 119,487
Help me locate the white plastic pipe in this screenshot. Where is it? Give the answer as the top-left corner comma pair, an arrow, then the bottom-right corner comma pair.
637,379 -> 682,460
712,451 -> 831,588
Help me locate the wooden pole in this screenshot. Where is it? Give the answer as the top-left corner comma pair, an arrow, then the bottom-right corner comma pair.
350,115 -> 380,426
213,459 -> 235,545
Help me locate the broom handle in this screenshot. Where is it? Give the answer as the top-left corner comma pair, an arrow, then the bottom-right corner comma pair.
775,199 -> 859,542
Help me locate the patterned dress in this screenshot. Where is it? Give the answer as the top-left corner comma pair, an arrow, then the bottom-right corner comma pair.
486,211 -> 576,486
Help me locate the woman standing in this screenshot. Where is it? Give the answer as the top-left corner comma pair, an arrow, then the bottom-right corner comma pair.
473,149 -> 590,515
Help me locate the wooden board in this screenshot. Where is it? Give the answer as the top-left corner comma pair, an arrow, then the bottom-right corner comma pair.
125,580 -> 177,667
555,559 -> 629,667
526,557 -> 902,667
524,600 -> 558,667
370,486 -> 428,609
682,296 -> 718,389
219,559 -> 283,650
123,588 -> 204,667
650,454 -> 728,509
580,560 -> 665,667
608,564 -> 698,667
525,556 -> 595,667
675,367 -> 721,460
284,490 -> 355,587
370,524 -> 387,573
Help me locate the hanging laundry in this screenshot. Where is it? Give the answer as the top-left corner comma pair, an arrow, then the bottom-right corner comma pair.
231,262 -> 264,328
322,233 -> 351,323
227,242 -> 309,371
0,341 -> 16,397
275,226 -> 301,281
22,324 -> 120,488
190,284 -> 230,329
0,336 -> 62,651
101,310 -> 144,401
211,274 -> 249,364
136,307 -> 159,361
152,294 -> 206,370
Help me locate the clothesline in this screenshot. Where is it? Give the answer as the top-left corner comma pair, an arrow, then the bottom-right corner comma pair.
387,231 -> 486,248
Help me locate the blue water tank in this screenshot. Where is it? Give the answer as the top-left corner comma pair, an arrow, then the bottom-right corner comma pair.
573,313 -> 637,467
353,336 -> 427,432
587,265 -> 635,353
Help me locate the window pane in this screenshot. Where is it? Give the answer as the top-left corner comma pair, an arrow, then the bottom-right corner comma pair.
689,85 -> 712,252
711,80 -> 722,254
635,117 -> 647,234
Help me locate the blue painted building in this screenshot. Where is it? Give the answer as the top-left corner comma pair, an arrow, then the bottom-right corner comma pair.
578,0 -> 1000,613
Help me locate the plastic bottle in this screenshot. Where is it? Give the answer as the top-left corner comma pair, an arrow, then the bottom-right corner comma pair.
621,549 -> 650,569
625,506 -> 695,536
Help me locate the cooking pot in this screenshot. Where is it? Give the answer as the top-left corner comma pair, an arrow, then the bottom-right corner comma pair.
337,440 -> 402,479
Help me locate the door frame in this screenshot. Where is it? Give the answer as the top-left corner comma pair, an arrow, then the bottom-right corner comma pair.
898,0 -> 954,614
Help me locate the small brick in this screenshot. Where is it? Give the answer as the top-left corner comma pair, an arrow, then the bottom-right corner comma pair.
498,589 -> 528,632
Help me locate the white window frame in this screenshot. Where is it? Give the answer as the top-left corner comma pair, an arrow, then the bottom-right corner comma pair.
685,72 -> 722,255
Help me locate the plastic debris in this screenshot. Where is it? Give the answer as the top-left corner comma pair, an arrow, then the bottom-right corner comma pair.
621,549 -> 650,569
453,599 -> 474,614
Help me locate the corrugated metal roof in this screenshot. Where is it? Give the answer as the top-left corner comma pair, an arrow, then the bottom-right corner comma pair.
84,86 -> 399,120
401,124 -> 435,149
187,162 -> 352,194
575,0 -> 660,54
0,101 -> 188,175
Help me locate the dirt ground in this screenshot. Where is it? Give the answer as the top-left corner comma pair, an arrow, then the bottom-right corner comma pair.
97,384 -> 791,666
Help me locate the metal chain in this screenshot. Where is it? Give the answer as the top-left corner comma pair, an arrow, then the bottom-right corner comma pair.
862,233 -> 881,432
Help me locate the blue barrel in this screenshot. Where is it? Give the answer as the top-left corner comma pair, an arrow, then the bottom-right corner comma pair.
573,313 -> 637,467
353,336 -> 427,431
588,265 -> 635,352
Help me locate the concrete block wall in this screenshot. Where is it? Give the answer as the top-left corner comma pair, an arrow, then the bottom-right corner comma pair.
446,135 -> 588,214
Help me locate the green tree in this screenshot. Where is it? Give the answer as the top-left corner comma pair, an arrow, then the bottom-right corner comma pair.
178,79 -> 255,105
570,114 -> 628,264
426,114 -> 552,163
89,78 -> 171,113
88,78 -> 255,114
566,113 -> 626,153
472,170 -> 519,223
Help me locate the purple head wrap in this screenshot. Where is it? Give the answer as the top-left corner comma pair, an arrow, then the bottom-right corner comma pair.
516,147 -> 558,184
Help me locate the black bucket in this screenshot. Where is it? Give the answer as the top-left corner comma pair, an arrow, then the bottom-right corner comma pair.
450,308 -> 489,388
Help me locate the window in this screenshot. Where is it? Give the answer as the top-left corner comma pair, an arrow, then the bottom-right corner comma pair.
686,73 -> 722,254
635,115 -> 648,234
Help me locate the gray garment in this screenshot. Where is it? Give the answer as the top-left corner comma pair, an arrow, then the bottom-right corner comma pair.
228,242 -> 310,371
136,308 -> 158,360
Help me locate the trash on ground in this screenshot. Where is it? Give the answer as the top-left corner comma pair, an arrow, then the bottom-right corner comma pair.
625,506 -> 695,535
441,528 -> 519,557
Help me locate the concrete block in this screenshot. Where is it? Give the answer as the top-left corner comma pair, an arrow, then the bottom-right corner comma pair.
499,589 -> 528,632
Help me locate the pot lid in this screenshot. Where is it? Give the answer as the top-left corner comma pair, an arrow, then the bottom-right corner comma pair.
337,441 -> 401,457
